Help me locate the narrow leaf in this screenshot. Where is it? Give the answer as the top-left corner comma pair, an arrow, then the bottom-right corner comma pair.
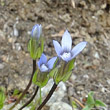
95,100 -> 106,107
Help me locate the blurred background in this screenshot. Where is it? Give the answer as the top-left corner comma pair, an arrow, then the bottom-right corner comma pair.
0,0 -> 110,109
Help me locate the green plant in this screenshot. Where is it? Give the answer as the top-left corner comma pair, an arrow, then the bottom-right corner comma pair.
0,87 -> 6,109
83,91 -> 106,110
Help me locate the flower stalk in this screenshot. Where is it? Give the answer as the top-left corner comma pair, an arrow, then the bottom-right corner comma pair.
9,60 -> 36,110
36,83 -> 57,110
18,86 -> 39,110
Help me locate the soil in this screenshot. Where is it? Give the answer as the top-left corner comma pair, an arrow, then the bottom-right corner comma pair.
0,0 -> 110,109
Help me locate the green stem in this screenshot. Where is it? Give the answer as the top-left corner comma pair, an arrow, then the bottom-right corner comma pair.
9,60 -> 36,110
40,87 -> 42,104
18,86 -> 39,110
36,83 -> 57,110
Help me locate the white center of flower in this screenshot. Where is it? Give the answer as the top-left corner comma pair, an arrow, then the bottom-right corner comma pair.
40,64 -> 48,72
60,52 -> 71,61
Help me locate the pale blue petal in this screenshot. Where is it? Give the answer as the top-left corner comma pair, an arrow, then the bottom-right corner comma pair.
31,24 -> 42,39
37,24 -> 42,38
60,57 -> 70,62
53,40 -> 62,56
47,57 -> 57,70
38,53 -> 47,67
40,64 -> 48,72
71,41 -> 87,59
37,62 -> 40,69
61,30 -> 72,52
60,52 -> 71,62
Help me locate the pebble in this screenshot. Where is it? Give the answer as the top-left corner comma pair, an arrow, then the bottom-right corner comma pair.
40,79 -> 67,106
107,79 -> 110,85
2,103 -> 30,110
0,63 -> 4,69
94,52 -> 100,59
49,102 -> 72,110
69,74 -> 77,83
59,14 -> 71,23
13,43 -> 22,51
83,74 -> 89,79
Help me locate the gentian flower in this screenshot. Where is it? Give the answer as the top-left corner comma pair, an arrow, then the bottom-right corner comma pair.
31,24 -> 42,39
53,30 -> 87,62
32,53 -> 57,87
28,24 -> 43,59
37,53 -> 57,72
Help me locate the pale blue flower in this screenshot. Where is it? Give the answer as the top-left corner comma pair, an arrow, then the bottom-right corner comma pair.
53,30 -> 87,62
37,53 -> 57,72
31,24 -> 42,39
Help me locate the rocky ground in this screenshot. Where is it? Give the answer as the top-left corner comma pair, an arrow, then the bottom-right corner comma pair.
0,0 -> 110,110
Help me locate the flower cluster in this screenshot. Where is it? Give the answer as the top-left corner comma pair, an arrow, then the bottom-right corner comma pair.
30,24 -> 87,86
9,24 -> 107,110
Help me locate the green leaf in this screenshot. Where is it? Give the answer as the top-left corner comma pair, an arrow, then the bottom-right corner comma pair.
61,59 -> 75,82
32,69 -> 39,84
0,87 -> 5,109
40,37 -> 44,53
82,105 -> 93,110
36,47 -> 42,58
32,70 -> 49,88
95,100 -> 106,107
71,100 -> 77,108
67,59 -> 75,72
87,91 -> 95,105
49,67 -> 58,78
28,38 -> 40,60
13,89 -> 19,96
62,71 -> 72,82
39,87 -> 42,104
53,57 -> 59,68
54,73 -> 62,85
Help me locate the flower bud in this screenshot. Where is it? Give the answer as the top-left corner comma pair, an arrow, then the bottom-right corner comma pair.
31,24 -> 42,39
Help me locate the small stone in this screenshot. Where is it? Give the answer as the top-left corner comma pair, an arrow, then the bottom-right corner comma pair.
76,86 -> 84,91
13,27 -> 19,37
50,102 -> 72,110
107,79 -> 110,84
69,74 -> 77,83
59,14 -> 71,23
101,3 -> 107,9
83,74 -> 89,79
40,79 -> 67,106
90,4 -> 96,11
13,43 -> 22,51
93,59 -> 100,66
2,103 -> 30,110
94,52 -> 100,59
0,63 -> 4,69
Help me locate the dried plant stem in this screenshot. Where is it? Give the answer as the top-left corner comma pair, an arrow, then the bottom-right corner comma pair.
73,97 -> 85,108
9,60 -> 36,110
36,83 -> 57,110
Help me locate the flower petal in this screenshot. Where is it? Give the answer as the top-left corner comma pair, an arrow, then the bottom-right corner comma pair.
61,30 -> 72,52
53,40 -> 62,56
71,41 -> 87,59
47,57 -> 57,70
40,64 -> 48,72
60,52 -> 71,62
31,24 -> 42,39
37,53 -> 47,67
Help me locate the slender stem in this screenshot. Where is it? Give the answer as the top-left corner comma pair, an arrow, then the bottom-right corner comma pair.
19,86 -> 39,110
9,60 -> 36,110
36,83 -> 57,110
73,97 -> 85,108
